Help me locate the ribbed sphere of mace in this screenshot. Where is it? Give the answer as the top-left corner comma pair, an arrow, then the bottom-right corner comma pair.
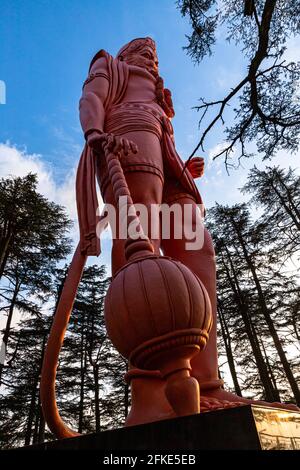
104,255 -> 212,369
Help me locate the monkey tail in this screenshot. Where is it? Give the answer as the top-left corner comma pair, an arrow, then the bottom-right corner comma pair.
40,244 -> 87,439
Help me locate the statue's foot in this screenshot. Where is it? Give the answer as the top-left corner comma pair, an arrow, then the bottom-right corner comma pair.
200,387 -> 299,412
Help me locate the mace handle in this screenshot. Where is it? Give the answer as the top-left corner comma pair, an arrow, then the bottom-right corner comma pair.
102,143 -> 154,260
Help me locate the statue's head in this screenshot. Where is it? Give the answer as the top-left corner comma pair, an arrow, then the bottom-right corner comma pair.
117,37 -> 174,118
117,37 -> 159,77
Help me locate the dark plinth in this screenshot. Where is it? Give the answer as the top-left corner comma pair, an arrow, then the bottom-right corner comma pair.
22,405 -> 300,451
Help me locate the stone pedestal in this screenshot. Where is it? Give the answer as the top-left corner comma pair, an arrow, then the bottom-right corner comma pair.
22,405 -> 300,451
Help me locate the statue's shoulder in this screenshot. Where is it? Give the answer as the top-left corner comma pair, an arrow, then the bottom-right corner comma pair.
89,49 -> 113,73
83,49 -> 127,90
82,50 -> 112,88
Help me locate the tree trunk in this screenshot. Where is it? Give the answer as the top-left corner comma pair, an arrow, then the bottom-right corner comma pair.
78,320 -> 86,434
292,315 -> 300,346
0,227 -> 12,279
37,409 -> 46,443
0,279 -> 21,385
221,248 -> 278,401
34,335 -> 47,444
24,379 -> 38,446
124,361 -> 129,418
258,332 -> 281,400
93,364 -> 101,433
218,301 -> 243,396
32,396 -> 41,444
24,334 -> 47,445
230,216 -> 300,405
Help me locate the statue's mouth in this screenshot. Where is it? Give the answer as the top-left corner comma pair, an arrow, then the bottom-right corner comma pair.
142,59 -> 159,77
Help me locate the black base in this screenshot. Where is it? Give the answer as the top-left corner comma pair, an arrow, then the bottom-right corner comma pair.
20,405 -> 300,451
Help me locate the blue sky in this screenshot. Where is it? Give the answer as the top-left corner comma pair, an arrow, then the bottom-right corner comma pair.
0,0 -> 299,251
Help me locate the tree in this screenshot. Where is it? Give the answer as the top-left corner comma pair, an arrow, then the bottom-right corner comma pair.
216,244 -> 280,401
208,203 -> 300,404
0,313 -> 52,448
55,265 -> 128,436
0,173 -> 72,279
217,298 -> 243,396
177,1 -> 300,167
209,214 -> 281,401
242,165 -> 300,258
0,173 -> 72,384
0,264 -> 129,448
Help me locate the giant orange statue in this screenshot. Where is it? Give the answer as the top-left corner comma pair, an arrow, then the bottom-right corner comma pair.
40,37 -> 297,439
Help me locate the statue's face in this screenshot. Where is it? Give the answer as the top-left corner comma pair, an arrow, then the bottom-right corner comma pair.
119,39 -> 159,77
134,44 -> 159,77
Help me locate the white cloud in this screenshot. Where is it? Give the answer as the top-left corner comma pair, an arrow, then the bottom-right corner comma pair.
207,141 -> 238,169
0,141 -> 78,222
0,142 -> 55,197
283,36 -> 300,63
0,141 -> 111,265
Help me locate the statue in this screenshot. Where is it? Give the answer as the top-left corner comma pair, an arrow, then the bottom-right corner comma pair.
40,37 -> 297,440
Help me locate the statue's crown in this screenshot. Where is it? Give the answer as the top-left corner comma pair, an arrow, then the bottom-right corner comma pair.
117,37 -> 156,59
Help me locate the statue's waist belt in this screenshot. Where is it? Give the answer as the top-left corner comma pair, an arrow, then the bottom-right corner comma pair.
105,102 -> 172,140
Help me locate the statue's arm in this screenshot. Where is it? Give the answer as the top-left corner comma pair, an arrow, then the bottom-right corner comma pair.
79,57 -> 109,139
79,56 -> 138,155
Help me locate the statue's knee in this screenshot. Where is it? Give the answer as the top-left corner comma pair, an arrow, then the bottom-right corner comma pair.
187,224 -> 215,258
202,228 -> 215,258
126,173 -> 163,205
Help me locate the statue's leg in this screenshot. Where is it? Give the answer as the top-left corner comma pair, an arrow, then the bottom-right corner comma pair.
103,171 -> 162,275
97,130 -> 164,275
160,195 -> 221,391
98,131 -> 179,424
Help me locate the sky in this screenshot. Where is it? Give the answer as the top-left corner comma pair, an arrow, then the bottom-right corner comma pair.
1,0 -> 300,392
1,1 -> 300,264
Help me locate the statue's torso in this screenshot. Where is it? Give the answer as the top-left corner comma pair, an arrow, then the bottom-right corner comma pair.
96,55 -> 202,207
108,64 -> 164,118
104,63 -> 166,139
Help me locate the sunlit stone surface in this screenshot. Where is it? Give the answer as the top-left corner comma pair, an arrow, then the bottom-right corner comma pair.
253,406 -> 300,450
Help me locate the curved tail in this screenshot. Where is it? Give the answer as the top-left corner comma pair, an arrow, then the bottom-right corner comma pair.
40,244 -> 87,439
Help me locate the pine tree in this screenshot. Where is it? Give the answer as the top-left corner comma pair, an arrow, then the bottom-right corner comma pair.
0,313 -> 52,448
0,174 -> 72,384
0,173 -> 72,279
207,202 -> 300,404
242,165 -> 300,258
0,264 -> 129,447
55,265 -> 128,435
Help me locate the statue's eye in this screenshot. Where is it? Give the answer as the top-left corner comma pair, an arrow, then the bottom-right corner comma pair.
142,52 -> 152,59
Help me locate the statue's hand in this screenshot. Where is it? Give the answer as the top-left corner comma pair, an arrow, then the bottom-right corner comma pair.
87,131 -> 138,156
187,157 -> 204,179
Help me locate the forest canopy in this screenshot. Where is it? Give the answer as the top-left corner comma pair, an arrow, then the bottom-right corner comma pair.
178,0 -> 300,167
